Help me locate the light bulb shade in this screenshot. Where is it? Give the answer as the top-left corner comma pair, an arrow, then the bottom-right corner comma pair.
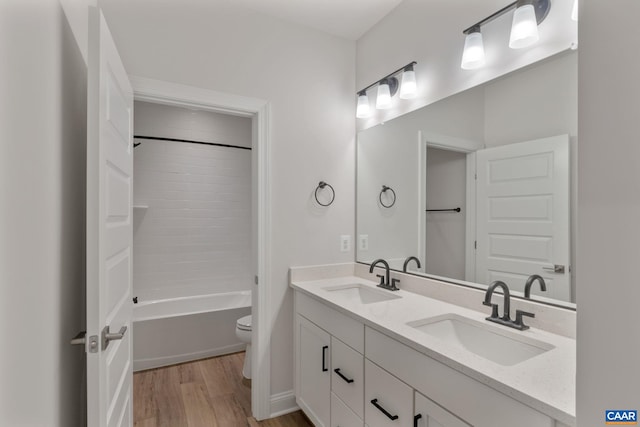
376,79 -> 392,109
356,92 -> 371,118
509,3 -> 539,49
461,31 -> 485,70
399,67 -> 417,99
571,0 -> 578,21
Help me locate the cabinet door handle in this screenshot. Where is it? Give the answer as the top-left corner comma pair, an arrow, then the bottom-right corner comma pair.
333,368 -> 354,383
321,345 -> 328,372
414,413 -> 423,427
371,398 -> 399,421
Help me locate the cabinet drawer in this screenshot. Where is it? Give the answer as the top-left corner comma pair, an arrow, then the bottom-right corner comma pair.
366,327 -> 554,427
415,391 -> 471,427
332,337 -> 364,418
332,393 -> 363,427
364,360 -> 412,427
296,292 -> 364,353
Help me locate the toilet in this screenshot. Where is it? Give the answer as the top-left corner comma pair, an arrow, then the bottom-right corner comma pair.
235,314 -> 252,379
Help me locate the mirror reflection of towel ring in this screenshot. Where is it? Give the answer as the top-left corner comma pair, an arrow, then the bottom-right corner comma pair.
379,185 -> 396,208
315,181 -> 335,207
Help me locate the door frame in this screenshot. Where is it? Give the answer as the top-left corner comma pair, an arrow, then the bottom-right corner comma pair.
129,76 -> 272,420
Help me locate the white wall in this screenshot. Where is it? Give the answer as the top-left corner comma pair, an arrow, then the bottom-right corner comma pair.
577,0 -> 640,423
356,0 -> 577,131
425,148 -> 466,280
0,1 -> 87,426
133,101 -> 253,300
99,3 -> 356,402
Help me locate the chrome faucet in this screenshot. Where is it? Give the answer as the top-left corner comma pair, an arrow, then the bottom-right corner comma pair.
402,256 -> 421,273
483,281 -> 534,331
524,274 -> 547,298
369,259 -> 400,291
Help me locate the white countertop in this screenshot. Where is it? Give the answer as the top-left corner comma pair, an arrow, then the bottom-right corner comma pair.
291,274 -> 576,426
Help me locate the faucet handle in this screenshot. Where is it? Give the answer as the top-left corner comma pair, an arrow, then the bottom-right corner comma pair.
375,274 -> 386,286
514,309 -> 535,330
391,278 -> 400,290
483,302 -> 500,319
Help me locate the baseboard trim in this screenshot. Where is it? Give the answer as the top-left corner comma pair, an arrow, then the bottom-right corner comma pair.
133,343 -> 246,372
269,390 -> 298,418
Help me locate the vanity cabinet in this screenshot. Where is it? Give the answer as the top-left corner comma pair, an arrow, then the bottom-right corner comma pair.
295,293 -> 365,427
297,315 -> 331,427
294,290 -> 565,427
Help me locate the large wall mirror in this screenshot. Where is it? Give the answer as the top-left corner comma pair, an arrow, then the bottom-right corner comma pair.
357,50 -> 577,308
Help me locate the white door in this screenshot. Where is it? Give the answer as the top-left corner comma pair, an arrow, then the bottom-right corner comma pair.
475,135 -> 570,301
86,7 -> 134,427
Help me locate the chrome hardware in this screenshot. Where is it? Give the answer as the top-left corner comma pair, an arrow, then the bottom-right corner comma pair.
70,331 -> 86,346
70,331 -> 99,353
101,325 -> 127,350
543,264 -> 565,274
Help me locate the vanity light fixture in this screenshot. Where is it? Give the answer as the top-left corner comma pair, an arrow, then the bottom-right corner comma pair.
460,0 -> 551,69
356,91 -> 371,118
376,78 -> 394,109
355,61 -> 417,117
461,26 -> 486,70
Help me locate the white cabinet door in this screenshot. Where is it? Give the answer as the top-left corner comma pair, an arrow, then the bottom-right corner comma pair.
414,391 -> 471,427
475,135 -> 570,301
297,315 -> 331,427
364,360 -> 412,427
86,6 -> 134,427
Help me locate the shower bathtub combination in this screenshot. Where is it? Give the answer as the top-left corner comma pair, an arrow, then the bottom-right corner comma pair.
132,290 -> 251,371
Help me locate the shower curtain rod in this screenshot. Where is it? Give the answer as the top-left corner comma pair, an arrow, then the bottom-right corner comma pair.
133,135 -> 252,151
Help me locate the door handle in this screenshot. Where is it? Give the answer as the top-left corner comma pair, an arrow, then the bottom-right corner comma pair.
371,398 -> 399,421
542,264 -> 565,274
102,325 -> 127,350
70,331 -> 99,353
321,345 -> 328,372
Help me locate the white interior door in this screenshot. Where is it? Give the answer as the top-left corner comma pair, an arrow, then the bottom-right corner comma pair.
86,7 -> 134,427
475,135 -> 570,301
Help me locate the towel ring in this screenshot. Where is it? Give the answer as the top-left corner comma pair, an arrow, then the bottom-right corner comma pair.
315,181 -> 335,207
379,185 -> 396,208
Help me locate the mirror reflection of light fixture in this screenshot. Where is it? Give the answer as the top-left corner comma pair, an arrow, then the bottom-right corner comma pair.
571,0 -> 578,22
356,91 -> 371,118
460,0 -> 550,69
461,26 -> 485,70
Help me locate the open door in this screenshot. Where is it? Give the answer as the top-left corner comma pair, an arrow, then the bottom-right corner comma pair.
475,135 -> 570,301
86,7 -> 134,427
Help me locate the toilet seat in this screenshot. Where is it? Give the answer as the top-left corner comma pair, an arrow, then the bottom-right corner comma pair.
236,315 -> 252,331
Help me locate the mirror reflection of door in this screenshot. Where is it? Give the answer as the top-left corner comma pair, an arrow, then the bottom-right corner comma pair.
475,135 -> 570,301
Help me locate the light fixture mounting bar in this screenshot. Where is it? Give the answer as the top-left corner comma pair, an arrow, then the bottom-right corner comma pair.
462,0 -> 550,34
357,61 -> 417,94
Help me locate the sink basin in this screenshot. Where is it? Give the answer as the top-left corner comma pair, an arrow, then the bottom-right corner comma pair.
323,283 -> 401,304
407,314 -> 554,366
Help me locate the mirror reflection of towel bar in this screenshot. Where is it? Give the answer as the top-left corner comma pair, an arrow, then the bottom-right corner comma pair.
426,207 -> 461,213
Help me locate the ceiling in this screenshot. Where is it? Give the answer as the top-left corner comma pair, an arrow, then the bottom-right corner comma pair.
105,0 -> 404,40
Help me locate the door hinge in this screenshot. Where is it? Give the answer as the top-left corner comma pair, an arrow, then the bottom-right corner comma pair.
474,173 -> 477,180
254,275 -> 259,285
474,240 -> 477,249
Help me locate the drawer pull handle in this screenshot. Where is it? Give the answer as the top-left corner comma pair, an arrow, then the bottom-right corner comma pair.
371,398 -> 399,421
322,345 -> 328,372
334,368 -> 354,384
414,413 -> 423,427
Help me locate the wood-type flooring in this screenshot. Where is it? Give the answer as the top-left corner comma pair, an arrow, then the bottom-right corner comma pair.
134,352 -> 313,427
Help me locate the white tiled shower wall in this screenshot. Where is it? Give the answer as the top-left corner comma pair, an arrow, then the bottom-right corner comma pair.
133,101 -> 252,301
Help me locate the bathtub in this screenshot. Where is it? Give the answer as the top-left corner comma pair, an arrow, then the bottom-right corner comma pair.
133,290 -> 251,371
